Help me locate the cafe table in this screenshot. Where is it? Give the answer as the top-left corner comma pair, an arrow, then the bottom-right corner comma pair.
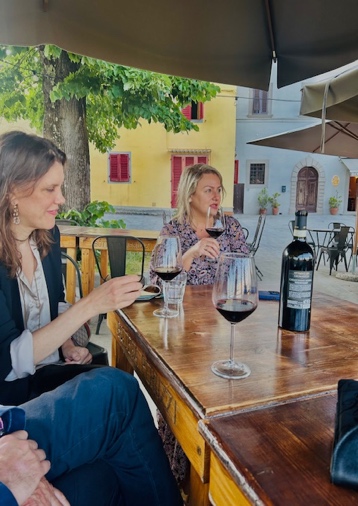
107,286 -> 358,504
58,224 -> 158,302
198,393 -> 358,505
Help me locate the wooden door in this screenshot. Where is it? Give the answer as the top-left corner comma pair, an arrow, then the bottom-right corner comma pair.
296,167 -> 318,212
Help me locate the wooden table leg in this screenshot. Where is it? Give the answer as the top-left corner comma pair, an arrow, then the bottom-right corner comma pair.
188,466 -> 210,506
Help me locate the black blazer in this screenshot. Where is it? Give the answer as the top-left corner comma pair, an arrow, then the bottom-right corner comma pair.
0,226 -> 65,403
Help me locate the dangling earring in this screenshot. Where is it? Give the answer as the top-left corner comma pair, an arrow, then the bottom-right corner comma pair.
12,204 -> 20,225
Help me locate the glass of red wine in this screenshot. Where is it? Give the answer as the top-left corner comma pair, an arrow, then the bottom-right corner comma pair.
205,206 -> 226,239
212,252 -> 258,379
152,235 -> 183,318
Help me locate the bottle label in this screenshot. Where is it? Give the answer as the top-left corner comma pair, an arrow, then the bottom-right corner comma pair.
286,270 -> 313,309
293,229 -> 307,239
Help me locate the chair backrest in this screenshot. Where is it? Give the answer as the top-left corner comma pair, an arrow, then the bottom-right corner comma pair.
288,220 -> 295,237
61,251 -> 83,299
92,235 -> 145,281
250,214 -> 266,254
241,227 -> 249,240
330,226 -> 350,250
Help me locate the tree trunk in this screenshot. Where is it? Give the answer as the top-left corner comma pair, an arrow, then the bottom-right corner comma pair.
40,47 -> 90,211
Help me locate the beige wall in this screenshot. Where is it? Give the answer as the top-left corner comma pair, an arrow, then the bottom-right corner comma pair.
90,84 -> 237,210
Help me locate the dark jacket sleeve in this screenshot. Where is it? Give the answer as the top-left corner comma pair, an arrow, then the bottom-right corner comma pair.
0,482 -> 18,505
0,226 -> 65,382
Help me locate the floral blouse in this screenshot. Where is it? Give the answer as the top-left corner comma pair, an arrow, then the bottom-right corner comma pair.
150,215 -> 249,286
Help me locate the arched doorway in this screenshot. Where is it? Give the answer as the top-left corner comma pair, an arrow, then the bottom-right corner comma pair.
296,167 -> 318,212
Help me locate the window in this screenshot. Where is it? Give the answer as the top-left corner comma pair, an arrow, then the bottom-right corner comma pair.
181,101 -> 204,121
249,86 -> 272,116
249,163 -> 266,185
108,153 -> 131,183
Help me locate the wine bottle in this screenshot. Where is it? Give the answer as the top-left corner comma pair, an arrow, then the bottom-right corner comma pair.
278,210 -> 314,331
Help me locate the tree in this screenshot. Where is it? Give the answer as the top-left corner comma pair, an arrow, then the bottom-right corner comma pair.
0,45 -> 220,210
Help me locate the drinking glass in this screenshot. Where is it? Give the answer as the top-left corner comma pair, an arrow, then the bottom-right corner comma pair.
205,206 -> 226,238
212,252 -> 258,379
152,235 -> 183,318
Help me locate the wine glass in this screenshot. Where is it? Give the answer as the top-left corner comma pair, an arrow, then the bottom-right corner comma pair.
152,235 -> 183,318
205,206 -> 226,239
212,252 -> 258,379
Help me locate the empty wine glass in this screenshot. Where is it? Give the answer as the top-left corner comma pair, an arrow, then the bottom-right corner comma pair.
152,235 -> 183,318
205,206 -> 226,239
212,252 -> 258,379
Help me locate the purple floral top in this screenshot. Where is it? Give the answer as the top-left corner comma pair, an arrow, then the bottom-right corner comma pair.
150,215 -> 249,286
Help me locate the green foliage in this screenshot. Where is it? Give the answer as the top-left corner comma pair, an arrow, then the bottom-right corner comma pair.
0,45 -> 220,153
57,200 -> 126,228
268,192 -> 281,208
328,191 -> 342,208
257,188 -> 270,209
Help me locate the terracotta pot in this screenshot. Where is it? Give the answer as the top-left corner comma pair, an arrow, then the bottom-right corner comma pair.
259,208 -> 267,215
272,207 -> 279,215
329,207 -> 339,215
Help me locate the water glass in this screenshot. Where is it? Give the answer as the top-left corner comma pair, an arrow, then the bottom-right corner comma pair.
163,271 -> 187,310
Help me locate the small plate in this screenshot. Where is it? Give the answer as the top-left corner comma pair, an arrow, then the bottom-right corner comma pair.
136,285 -> 162,302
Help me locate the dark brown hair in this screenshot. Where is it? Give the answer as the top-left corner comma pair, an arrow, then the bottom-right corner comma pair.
0,131 -> 67,276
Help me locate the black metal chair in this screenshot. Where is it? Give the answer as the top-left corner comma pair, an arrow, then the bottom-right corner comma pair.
316,226 -> 350,275
242,227 -> 249,240
92,235 -> 146,334
246,214 -> 266,280
60,251 -> 109,365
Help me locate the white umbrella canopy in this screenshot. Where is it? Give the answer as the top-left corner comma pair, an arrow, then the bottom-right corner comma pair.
1,0 -> 358,90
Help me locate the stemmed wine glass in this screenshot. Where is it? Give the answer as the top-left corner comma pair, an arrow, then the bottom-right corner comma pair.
152,235 -> 183,318
205,206 -> 226,239
212,252 -> 258,379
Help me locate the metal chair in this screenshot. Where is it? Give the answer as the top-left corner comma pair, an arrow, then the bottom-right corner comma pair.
60,252 -> 109,365
242,227 -> 249,240
246,214 -> 266,280
92,235 -> 146,334
316,226 -> 350,275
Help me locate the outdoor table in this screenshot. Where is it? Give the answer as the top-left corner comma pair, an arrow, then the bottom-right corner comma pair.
198,393 -> 358,505
307,227 -> 336,256
107,285 -> 358,505
58,225 -> 158,303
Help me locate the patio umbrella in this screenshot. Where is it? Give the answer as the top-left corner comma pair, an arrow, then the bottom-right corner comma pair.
300,66 -> 358,122
1,0 -> 358,91
248,121 -> 358,158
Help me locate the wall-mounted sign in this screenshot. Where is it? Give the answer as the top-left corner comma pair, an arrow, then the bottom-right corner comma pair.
332,175 -> 340,186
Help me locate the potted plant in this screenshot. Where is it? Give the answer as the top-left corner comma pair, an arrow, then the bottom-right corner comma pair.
268,192 -> 281,215
257,188 -> 269,214
328,192 -> 342,215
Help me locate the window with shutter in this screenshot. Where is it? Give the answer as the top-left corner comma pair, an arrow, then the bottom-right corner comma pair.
170,154 -> 208,207
108,153 -> 131,183
181,101 -> 204,121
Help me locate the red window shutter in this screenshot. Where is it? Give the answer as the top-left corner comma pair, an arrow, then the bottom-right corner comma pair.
109,153 -> 130,182
181,105 -> 192,120
119,154 -> 130,182
184,156 -> 195,167
234,160 -> 239,184
171,156 -> 183,207
197,156 -> 208,165
198,102 -> 204,120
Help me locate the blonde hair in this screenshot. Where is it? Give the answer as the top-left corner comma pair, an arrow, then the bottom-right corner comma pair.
0,131 -> 67,277
174,163 -> 226,224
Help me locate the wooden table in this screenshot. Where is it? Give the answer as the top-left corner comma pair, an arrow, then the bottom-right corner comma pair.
198,393 -> 358,505
108,286 -> 358,504
58,225 -> 158,302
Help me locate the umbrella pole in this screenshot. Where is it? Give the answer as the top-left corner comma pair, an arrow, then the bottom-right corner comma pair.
353,182 -> 358,274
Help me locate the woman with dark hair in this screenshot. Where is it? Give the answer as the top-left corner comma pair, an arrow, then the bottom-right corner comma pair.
0,131 -> 183,505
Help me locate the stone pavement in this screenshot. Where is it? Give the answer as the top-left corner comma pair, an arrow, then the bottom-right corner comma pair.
91,212 -> 358,355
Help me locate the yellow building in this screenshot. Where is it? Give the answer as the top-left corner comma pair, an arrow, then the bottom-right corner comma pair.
90,84 -> 237,211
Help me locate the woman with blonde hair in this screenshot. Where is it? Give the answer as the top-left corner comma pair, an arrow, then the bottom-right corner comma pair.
151,162 -> 248,285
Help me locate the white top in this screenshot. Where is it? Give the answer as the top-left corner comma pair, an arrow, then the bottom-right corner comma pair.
5,240 -> 69,381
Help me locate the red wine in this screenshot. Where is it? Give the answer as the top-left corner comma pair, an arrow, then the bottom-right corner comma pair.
216,299 -> 257,323
206,228 -> 225,238
154,267 -> 182,281
278,210 -> 314,331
